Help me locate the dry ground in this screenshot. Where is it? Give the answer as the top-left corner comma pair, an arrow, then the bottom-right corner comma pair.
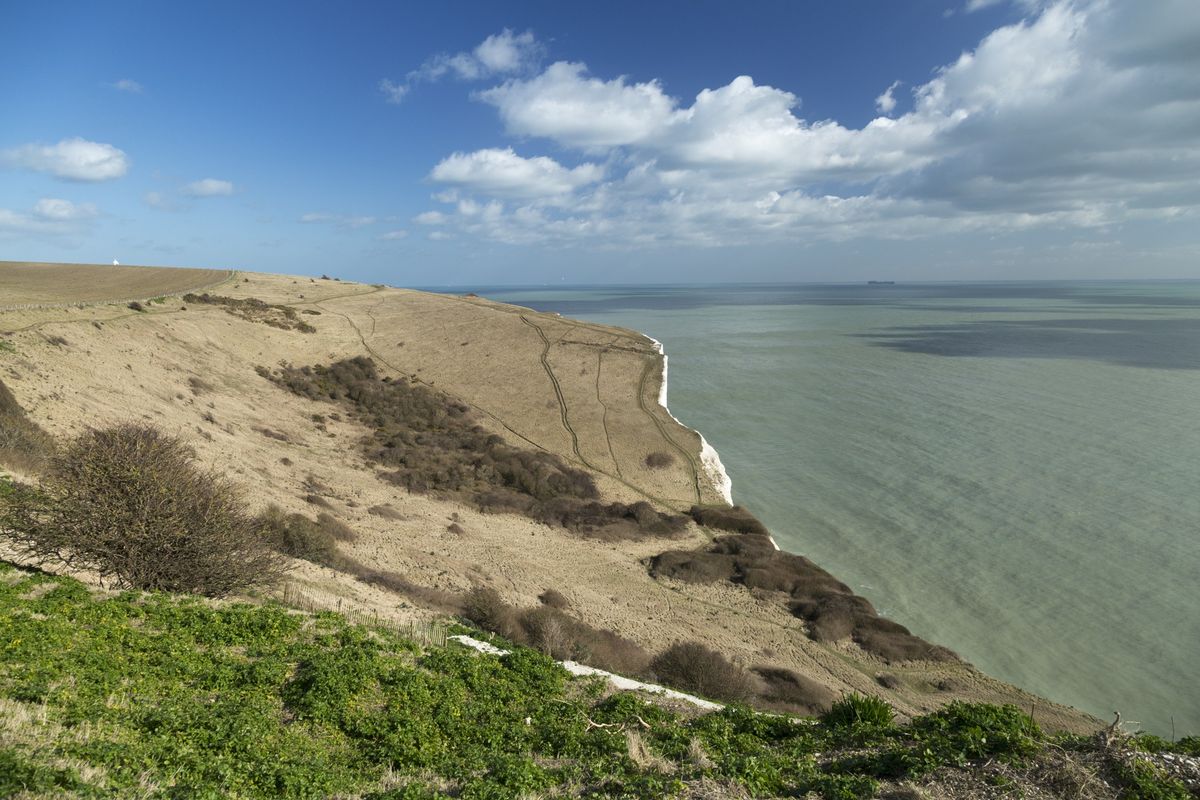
0,264 -> 1100,734
0,261 -> 232,308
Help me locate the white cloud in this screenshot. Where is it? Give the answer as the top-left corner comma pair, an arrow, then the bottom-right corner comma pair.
966,0 -> 1006,11
875,81 -> 902,114
0,198 -> 98,236
2,137 -> 129,181
413,210 -> 448,225
428,231 -> 452,241
430,148 -> 603,199
109,78 -> 143,93
33,198 -> 97,221
183,178 -> 234,197
378,230 -> 408,241
480,62 -> 675,150
418,1 -> 1200,249
380,28 -> 541,103
379,79 -> 408,104
300,212 -> 377,228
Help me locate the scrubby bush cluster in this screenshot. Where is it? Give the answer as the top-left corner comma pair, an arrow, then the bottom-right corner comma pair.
0,377 -> 54,473
182,292 -> 316,332
3,563 -> 1189,800
650,532 -> 956,663
650,641 -> 759,704
262,357 -> 687,539
0,423 -> 284,596
463,586 -> 651,676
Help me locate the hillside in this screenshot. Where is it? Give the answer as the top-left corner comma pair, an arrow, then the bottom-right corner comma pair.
3,562 -> 1198,799
0,261 -> 1101,735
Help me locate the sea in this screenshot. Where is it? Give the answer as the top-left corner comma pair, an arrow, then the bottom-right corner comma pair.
462,282 -> 1200,736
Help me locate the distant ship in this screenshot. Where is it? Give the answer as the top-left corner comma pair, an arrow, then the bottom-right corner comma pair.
867,280 -> 895,285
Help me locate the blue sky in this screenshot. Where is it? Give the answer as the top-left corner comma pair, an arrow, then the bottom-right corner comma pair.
2,0 -> 1198,285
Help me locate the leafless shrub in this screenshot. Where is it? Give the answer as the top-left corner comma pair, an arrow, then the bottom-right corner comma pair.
689,505 -> 770,535
0,423 -> 286,596
446,522 -> 465,534
303,494 -> 332,509
650,534 -> 957,663
187,376 -> 213,395
876,673 -> 902,690
753,666 -> 836,715
44,335 -> 69,347
462,586 -> 520,639
460,585 -> 650,676
643,451 -> 675,469
368,504 -> 404,520
650,641 -> 760,703
127,301 -> 145,312
539,588 -> 570,610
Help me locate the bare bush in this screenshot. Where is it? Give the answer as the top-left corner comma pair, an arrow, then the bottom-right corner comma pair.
650,641 -> 760,703
643,451 -> 675,469
753,667 -> 836,715
538,588 -> 570,610
0,423 -> 286,596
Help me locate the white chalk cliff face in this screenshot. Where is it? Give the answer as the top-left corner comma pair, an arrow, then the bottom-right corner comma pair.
649,336 -> 734,505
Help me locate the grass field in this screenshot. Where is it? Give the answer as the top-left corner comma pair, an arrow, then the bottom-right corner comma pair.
0,261 -> 232,308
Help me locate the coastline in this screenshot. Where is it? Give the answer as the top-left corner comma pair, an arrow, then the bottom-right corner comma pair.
646,335 -> 735,505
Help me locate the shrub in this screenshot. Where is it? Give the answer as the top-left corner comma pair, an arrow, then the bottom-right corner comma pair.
462,586 -> 520,639
823,693 -> 895,729
0,423 -> 286,596
127,301 -> 145,311
753,666 -> 836,715
539,588 -> 570,610
650,641 -> 760,703
689,505 -> 770,535
643,451 -> 675,469
258,505 -> 342,566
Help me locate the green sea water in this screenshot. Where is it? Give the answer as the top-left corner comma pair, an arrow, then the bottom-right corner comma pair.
480,282 -> 1200,736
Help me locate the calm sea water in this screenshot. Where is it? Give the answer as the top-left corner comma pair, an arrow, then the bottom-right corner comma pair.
472,282 -> 1200,735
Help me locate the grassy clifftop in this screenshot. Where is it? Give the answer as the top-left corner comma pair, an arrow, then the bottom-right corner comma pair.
2,562 -> 1196,800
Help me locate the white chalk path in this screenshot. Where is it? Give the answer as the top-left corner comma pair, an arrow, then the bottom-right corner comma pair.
447,635 -> 724,711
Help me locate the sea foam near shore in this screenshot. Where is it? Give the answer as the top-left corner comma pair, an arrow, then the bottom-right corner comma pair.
648,336 -> 735,505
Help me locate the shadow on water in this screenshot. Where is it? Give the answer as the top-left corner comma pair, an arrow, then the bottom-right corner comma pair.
474,283 -> 1200,316
857,317 -> 1200,370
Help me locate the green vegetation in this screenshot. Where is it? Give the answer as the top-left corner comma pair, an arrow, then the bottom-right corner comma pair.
0,563 -> 1193,799
0,423 -> 285,596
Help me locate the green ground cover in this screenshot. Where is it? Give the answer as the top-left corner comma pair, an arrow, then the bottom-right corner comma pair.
0,562 -> 1193,799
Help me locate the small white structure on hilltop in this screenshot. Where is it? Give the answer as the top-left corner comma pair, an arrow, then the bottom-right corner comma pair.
112,259 -> 120,266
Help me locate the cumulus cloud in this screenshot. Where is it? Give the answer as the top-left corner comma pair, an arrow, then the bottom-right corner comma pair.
875,81 -> 902,114
420,1 -> 1200,248
413,210 -> 449,225
480,62 -> 675,150
183,178 -> 234,197
109,78 -> 143,93
380,28 -> 541,103
430,148 -> 603,199
0,198 -> 98,236
2,137 -> 129,181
